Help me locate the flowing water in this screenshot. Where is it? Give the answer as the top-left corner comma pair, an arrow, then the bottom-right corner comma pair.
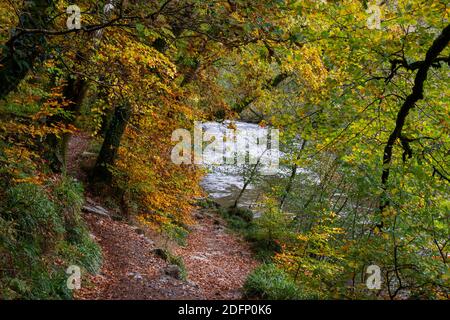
199,121 -> 282,209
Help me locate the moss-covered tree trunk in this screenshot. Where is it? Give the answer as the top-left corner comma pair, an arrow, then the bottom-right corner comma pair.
44,74 -> 88,172
91,102 -> 131,183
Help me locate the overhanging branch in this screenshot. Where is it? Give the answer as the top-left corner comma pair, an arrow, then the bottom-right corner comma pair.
380,24 -> 450,212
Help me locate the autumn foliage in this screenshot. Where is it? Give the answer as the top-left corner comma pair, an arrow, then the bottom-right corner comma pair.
1,0 -> 449,300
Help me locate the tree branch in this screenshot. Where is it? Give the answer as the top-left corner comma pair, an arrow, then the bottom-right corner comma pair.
380,24 -> 450,212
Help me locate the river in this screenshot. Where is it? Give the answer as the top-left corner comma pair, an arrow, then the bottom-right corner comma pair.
199,121 -> 282,209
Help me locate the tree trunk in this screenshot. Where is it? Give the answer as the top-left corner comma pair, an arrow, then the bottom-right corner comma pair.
91,102 -> 131,183
279,139 -> 307,210
44,75 -> 88,172
233,153 -> 265,208
0,0 -> 54,100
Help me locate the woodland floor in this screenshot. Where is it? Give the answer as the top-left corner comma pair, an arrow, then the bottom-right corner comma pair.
68,133 -> 258,300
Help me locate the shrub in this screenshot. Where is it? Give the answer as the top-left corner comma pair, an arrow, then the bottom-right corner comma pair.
3,183 -> 63,252
162,221 -> 189,247
0,177 -> 102,299
196,198 -> 219,209
217,206 -> 251,231
166,252 -> 188,281
228,207 -> 254,223
152,247 -> 188,280
250,205 -> 291,244
244,205 -> 291,261
244,264 -> 303,300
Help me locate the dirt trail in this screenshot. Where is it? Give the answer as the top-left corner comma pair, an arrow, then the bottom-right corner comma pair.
67,134 -> 258,300
76,210 -> 258,300
174,212 -> 258,299
66,132 -> 92,181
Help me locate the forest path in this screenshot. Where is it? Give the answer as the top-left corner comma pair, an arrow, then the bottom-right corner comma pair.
67,133 -> 258,299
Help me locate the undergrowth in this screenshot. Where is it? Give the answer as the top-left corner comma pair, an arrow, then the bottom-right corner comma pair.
0,176 -> 101,299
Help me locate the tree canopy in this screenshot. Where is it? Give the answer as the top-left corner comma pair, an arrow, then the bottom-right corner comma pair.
0,0 -> 448,300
